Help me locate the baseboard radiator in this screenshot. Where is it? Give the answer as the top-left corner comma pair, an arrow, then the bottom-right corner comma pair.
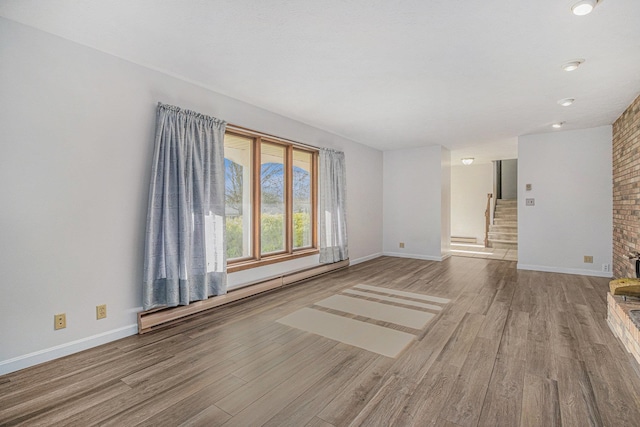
137,259 -> 350,334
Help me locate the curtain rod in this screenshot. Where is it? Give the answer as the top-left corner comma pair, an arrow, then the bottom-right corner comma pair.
226,124 -> 321,151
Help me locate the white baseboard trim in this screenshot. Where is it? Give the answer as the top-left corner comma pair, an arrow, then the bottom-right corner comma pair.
0,324 -> 138,375
350,252 -> 383,265
383,252 -> 447,262
517,263 -> 613,278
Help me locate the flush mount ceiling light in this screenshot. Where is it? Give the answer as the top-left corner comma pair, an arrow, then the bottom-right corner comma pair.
558,98 -> 575,107
572,0 -> 598,16
461,158 -> 474,165
561,59 -> 585,71
552,122 -> 565,129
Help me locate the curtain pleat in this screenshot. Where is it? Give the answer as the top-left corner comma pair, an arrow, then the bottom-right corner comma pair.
143,103 -> 227,311
319,148 -> 349,263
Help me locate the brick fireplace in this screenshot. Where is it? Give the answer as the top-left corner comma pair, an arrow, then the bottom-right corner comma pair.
610,94 -> 640,368
613,94 -> 640,277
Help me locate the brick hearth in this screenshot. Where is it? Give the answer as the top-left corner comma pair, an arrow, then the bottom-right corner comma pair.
608,292 -> 640,367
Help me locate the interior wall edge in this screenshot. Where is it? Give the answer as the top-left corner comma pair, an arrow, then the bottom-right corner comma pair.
349,252 -> 383,265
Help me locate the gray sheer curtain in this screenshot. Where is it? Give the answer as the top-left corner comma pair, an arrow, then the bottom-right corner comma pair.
319,148 -> 348,263
143,103 -> 227,311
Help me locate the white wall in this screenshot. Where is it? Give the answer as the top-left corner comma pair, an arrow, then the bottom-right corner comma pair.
383,145 -> 449,260
518,126 -> 612,277
0,18 -> 383,373
451,163 -> 494,243
501,159 -> 518,200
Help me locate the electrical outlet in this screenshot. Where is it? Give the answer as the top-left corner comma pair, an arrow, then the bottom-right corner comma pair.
584,256 -> 593,263
399,242 -> 405,248
525,198 -> 535,206
54,313 -> 66,330
602,264 -> 611,273
96,304 -> 107,320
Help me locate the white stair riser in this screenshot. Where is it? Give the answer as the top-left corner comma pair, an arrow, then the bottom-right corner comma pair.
488,234 -> 517,242
489,226 -> 517,232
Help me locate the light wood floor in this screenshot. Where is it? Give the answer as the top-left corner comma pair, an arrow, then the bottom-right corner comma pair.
2,256 -> 640,426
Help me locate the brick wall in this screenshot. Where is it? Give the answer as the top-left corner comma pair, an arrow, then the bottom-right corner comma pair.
613,94 -> 640,278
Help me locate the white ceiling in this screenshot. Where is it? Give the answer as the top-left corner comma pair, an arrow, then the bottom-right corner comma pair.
2,0 -> 639,162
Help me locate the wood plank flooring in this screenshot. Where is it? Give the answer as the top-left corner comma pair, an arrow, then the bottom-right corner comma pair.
2,256 -> 640,426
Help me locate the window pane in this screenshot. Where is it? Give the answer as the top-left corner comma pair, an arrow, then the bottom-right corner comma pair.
261,142 -> 285,254
293,150 -> 312,249
224,133 -> 252,260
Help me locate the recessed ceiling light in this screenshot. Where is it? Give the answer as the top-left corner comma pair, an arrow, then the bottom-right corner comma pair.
572,0 -> 597,16
561,60 -> 584,71
552,122 -> 565,129
558,98 -> 575,107
461,158 -> 474,165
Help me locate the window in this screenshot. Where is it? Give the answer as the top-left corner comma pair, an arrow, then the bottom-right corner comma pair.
261,142 -> 286,254
293,150 -> 313,249
224,133 -> 253,260
224,127 -> 318,271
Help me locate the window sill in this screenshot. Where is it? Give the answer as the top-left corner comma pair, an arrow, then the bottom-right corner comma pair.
227,248 -> 320,273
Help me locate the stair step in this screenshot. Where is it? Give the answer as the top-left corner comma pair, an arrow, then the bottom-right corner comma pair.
488,230 -> 518,236
490,224 -> 517,231
488,241 -> 518,249
490,229 -> 517,235
488,234 -> 517,241
496,199 -> 517,206
489,239 -> 518,244
488,233 -> 517,242
494,215 -> 517,222
489,232 -> 518,242
493,219 -> 517,225
494,217 -> 517,222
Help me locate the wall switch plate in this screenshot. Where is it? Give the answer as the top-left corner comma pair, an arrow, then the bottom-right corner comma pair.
54,313 -> 66,330
526,184 -> 532,191
584,256 -> 593,263
525,198 -> 535,206
399,242 -> 405,248
96,304 -> 107,320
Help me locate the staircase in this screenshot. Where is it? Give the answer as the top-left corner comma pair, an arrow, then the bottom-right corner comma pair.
488,199 -> 517,249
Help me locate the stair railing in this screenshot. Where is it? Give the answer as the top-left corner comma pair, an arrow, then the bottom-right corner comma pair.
485,193 -> 493,247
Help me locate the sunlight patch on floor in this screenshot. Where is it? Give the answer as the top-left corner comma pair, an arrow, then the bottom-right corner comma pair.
277,284 -> 450,358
